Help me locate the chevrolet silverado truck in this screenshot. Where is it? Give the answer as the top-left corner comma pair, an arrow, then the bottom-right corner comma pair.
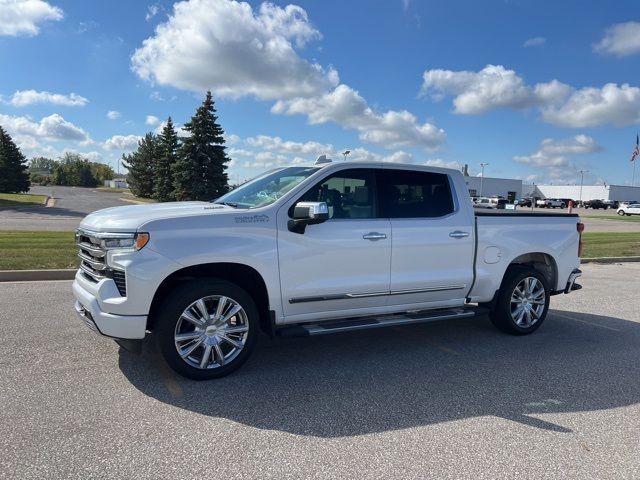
73,160 -> 583,380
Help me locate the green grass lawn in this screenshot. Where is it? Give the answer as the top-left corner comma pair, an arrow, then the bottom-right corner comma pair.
582,214 -> 640,222
0,230 -> 637,270
0,193 -> 48,209
582,232 -> 640,258
0,231 -> 77,270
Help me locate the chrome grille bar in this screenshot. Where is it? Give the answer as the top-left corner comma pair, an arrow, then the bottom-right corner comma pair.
76,228 -> 108,282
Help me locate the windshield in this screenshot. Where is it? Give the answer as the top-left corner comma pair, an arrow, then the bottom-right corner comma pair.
214,166 -> 321,208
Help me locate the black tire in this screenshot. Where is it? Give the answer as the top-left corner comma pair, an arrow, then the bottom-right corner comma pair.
560,203 -> 566,209
487,266 -> 550,335
155,279 -> 259,380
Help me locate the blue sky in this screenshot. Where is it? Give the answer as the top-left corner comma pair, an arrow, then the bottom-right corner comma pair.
1,0 -> 639,185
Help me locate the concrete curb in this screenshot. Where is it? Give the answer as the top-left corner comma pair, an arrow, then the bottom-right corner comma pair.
0,269 -> 76,282
581,256 -> 640,264
119,196 -> 156,205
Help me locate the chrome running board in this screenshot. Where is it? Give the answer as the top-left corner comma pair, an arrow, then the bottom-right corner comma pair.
276,306 -> 488,338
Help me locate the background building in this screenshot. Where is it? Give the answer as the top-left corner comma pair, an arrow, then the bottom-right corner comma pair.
531,184 -> 640,202
463,176 -> 522,202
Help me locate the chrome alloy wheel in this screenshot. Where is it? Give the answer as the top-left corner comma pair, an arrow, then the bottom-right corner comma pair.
174,295 -> 249,369
510,277 -> 546,328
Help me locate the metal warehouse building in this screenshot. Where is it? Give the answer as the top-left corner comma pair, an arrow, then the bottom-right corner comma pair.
531,184 -> 640,202
463,176 -> 523,202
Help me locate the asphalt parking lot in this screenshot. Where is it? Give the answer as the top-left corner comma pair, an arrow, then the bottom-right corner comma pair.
1,263 -> 639,479
0,186 -> 129,231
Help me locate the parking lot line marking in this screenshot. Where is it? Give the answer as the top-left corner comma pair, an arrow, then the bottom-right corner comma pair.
157,359 -> 184,398
552,312 -> 619,332
424,340 -> 461,355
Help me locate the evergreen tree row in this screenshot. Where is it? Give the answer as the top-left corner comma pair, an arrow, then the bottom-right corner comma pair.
0,126 -> 30,193
123,91 -> 230,202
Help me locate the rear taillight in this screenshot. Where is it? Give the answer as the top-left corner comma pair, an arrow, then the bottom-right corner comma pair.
577,222 -> 584,257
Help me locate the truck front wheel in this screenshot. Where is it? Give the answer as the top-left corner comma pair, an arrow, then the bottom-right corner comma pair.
487,267 -> 550,335
155,279 -> 259,380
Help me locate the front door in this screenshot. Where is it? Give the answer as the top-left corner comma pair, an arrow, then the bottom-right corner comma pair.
277,168 -> 391,323
378,168 -> 475,309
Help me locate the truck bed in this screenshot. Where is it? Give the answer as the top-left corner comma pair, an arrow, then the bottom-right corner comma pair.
474,210 -> 580,218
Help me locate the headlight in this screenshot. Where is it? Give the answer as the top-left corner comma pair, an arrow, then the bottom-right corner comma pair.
100,232 -> 149,251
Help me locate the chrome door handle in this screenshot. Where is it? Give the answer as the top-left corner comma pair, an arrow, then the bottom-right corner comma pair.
363,232 -> 387,241
449,231 -> 470,239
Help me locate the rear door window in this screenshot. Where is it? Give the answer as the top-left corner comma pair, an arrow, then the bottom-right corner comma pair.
378,169 -> 454,218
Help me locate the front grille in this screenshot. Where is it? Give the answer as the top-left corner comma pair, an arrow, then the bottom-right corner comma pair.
76,229 -> 127,296
76,230 -> 107,282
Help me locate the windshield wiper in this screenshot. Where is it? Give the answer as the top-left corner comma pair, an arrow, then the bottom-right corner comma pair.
212,201 -> 240,208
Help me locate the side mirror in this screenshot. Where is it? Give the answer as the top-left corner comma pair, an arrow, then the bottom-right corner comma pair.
288,201 -> 329,234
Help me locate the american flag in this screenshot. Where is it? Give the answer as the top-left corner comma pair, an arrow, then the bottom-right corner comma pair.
632,134 -> 639,162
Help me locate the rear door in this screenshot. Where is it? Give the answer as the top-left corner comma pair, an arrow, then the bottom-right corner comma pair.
378,168 -> 475,309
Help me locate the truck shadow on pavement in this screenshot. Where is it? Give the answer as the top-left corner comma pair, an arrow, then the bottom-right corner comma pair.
118,310 -> 640,437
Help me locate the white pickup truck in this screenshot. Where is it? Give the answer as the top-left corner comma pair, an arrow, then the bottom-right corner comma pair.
73,160 -> 583,379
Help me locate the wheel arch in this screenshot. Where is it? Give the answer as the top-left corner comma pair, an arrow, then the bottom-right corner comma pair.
505,252 -> 558,292
147,263 -> 273,336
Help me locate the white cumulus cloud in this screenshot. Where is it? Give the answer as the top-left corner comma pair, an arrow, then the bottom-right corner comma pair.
132,0 -> 335,100
421,64 -> 571,114
246,135 -> 333,156
7,89 -> 88,107
514,135 -> 601,181
106,110 -> 121,120
0,0 -> 63,36
421,64 -> 640,129
541,83 -> 640,127
0,113 -> 91,143
145,115 -> 160,126
594,22 -> 640,57
272,84 -> 445,150
103,134 -> 142,152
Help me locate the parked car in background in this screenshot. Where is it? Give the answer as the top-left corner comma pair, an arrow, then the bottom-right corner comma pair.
583,199 -> 607,209
494,199 -> 509,209
536,198 -> 566,209
619,201 -> 639,210
515,198 -> 532,207
603,200 -> 619,209
474,197 -> 494,209
617,203 -> 640,216
559,198 -> 576,207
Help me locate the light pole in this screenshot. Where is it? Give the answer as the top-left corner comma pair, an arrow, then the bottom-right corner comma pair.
579,170 -> 589,206
479,163 -> 489,197
342,150 -> 351,161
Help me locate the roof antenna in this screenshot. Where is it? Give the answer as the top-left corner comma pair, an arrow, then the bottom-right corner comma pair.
315,155 -> 332,165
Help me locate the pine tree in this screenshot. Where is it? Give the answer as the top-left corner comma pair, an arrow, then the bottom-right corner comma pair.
153,117 -> 179,202
122,133 -> 159,198
173,91 -> 230,201
0,126 -> 30,193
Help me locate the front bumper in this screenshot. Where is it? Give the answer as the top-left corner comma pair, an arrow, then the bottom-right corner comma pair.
73,278 -> 147,339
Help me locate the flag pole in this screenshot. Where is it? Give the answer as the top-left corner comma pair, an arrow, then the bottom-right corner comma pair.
633,160 -> 637,187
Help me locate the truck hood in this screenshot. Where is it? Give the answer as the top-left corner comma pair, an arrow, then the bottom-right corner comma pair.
79,201 -> 236,232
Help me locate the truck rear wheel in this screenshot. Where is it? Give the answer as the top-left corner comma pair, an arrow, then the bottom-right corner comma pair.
487,266 -> 550,335
155,279 -> 259,380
